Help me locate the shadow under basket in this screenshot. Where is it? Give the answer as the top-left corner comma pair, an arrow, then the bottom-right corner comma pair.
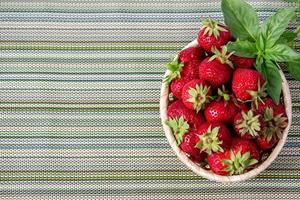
159,39 -> 292,183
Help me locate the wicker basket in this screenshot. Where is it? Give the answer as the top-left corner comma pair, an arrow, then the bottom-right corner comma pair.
160,39 -> 292,182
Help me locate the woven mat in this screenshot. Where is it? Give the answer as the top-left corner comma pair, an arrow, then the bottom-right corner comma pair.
0,0 -> 299,199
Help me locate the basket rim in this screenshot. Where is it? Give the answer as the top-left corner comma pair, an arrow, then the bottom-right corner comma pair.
160,39 -> 292,183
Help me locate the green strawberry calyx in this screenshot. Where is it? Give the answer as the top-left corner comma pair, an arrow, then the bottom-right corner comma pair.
217,85 -> 230,101
164,57 -> 184,84
195,126 -> 223,155
222,150 -> 258,175
262,108 -> 288,142
209,46 -> 234,68
247,80 -> 268,109
187,84 -> 212,112
165,116 -> 189,145
236,110 -> 261,138
201,17 -> 228,38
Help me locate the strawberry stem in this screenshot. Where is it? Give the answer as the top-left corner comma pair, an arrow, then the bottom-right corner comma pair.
195,126 -> 223,154
165,116 -> 189,145
209,46 -> 234,68
222,150 -> 258,175
201,17 -> 228,38
187,84 -> 212,112
217,86 -> 230,101
236,110 -> 261,138
262,108 -> 288,141
164,57 -> 184,84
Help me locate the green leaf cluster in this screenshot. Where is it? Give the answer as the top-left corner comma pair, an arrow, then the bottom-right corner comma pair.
221,0 -> 300,104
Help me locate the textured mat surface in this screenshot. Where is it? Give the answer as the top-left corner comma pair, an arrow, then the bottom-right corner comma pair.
0,0 -> 299,199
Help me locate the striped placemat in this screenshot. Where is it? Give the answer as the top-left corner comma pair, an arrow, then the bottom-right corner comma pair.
0,0 -> 299,199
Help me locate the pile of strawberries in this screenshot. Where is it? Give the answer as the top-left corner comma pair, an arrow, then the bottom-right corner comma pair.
165,18 -> 288,176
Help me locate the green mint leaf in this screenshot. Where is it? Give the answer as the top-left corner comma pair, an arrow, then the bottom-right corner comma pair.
260,8 -> 296,49
277,31 -> 298,44
255,56 -> 264,72
226,40 -> 257,58
256,32 -> 266,52
263,60 -> 283,104
221,0 -> 259,41
287,58 -> 300,81
277,31 -> 297,49
277,27 -> 300,48
265,44 -> 300,62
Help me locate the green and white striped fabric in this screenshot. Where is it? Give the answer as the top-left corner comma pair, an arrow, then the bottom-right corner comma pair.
0,0 -> 299,199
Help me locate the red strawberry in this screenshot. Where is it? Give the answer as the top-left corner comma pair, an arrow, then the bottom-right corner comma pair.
233,110 -> 264,140
254,97 -> 285,116
256,135 -> 278,150
253,98 -> 287,150
179,47 -> 205,63
169,60 -> 201,99
232,68 -> 267,105
204,87 -> 238,123
181,79 -> 212,112
170,78 -> 189,99
197,18 -> 231,53
199,47 -> 234,87
231,138 -> 261,161
208,149 -> 258,176
195,122 -> 232,154
256,106 -> 288,150
235,101 -> 249,112
207,151 -> 231,175
229,94 -> 249,112
254,97 -> 275,114
182,60 -> 201,78
230,55 -> 255,69
167,100 -> 205,132
204,100 -> 238,123
273,103 -> 286,117
180,132 -> 206,162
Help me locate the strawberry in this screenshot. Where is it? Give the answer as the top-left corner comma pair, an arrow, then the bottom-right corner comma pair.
170,78 -> 189,99
204,86 -> 238,123
182,60 -> 202,79
230,55 -> 255,69
199,46 -> 234,87
229,94 -> 249,112
207,151 -> 231,175
179,47 -> 205,63
180,132 -> 206,162
181,79 -> 212,112
169,60 -> 201,99
256,135 -> 278,150
208,149 -> 258,176
254,97 -> 285,116
233,110 -> 264,140
204,100 -> 238,123
231,138 -> 261,161
256,107 -> 288,150
252,97 -> 288,150
167,100 -> 205,132
234,101 -> 249,112
197,18 -> 231,53
232,68 -> 267,106
195,122 -> 232,154
254,97 -> 276,114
